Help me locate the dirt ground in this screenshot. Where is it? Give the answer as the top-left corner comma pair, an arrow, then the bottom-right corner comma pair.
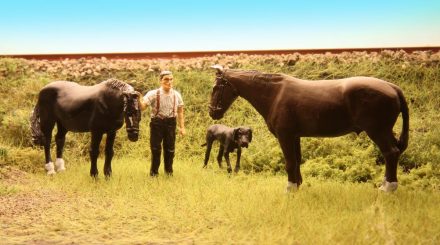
1,167 -> 68,243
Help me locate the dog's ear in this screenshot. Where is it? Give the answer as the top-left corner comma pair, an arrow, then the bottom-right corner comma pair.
248,128 -> 253,142
233,128 -> 239,142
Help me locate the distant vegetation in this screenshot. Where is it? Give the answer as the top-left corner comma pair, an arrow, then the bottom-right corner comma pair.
1,50 -> 440,189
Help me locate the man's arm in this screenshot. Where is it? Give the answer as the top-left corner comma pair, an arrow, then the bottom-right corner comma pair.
177,106 -> 186,136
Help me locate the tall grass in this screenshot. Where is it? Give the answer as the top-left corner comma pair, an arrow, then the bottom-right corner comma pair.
1,158 -> 439,244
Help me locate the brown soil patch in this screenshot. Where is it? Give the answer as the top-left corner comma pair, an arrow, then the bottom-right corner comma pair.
0,166 -> 32,185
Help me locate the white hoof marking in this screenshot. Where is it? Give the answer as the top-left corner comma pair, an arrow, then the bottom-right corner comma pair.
45,162 -> 56,175
379,181 -> 398,192
55,158 -> 66,172
286,181 -> 298,193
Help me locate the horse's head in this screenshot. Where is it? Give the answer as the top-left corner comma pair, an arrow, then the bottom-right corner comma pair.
123,91 -> 142,142
209,65 -> 239,120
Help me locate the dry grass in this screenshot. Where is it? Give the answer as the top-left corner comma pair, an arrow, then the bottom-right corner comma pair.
1,158 -> 439,244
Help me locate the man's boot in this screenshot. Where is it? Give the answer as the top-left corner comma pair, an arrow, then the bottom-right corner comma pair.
164,150 -> 174,176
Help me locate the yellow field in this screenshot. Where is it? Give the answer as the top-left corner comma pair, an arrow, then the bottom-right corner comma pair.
1,158 -> 439,244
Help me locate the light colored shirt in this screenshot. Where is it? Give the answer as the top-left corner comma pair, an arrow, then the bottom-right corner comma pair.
143,88 -> 184,118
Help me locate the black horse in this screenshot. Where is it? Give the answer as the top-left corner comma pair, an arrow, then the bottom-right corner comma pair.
30,78 -> 141,177
208,65 -> 409,192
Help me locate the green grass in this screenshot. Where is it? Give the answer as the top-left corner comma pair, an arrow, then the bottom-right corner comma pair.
2,54 -> 440,187
1,53 -> 440,243
1,158 -> 439,244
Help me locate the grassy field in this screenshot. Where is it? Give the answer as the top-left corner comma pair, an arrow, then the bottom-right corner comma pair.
1,51 -> 440,243
1,158 -> 440,244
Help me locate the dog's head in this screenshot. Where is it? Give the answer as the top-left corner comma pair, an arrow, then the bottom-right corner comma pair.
233,127 -> 252,148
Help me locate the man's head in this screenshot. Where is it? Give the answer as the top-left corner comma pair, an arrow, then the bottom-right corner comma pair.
160,70 -> 173,92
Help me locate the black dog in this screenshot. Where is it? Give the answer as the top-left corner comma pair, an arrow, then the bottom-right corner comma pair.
202,124 -> 252,173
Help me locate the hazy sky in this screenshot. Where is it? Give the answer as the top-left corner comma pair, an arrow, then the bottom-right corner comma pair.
1,0 -> 439,54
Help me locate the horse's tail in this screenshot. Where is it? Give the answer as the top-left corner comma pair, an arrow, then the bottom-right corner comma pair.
30,102 -> 45,146
391,84 -> 409,153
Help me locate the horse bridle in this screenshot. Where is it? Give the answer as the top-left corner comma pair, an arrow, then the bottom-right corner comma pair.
123,93 -> 140,131
209,74 -> 238,113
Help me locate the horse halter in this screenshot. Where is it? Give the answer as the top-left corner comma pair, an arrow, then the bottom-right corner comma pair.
209,75 -> 238,113
123,93 -> 140,131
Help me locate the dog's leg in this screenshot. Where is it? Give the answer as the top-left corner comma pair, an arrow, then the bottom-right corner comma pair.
217,145 -> 224,168
235,147 -> 241,173
224,150 -> 232,173
203,139 -> 214,168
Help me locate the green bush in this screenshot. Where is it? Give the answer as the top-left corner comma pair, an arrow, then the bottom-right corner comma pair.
0,144 -> 43,173
0,109 -> 32,147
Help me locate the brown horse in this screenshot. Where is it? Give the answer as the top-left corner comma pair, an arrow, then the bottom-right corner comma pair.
30,78 -> 141,177
208,65 -> 409,192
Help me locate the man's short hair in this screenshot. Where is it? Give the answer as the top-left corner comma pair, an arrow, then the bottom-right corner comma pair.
160,70 -> 173,80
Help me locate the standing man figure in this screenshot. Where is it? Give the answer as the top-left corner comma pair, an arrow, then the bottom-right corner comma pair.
139,71 -> 185,176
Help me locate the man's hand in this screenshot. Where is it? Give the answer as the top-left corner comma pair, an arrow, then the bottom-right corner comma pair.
177,107 -> 185,136
178,127 -> 186,136
136,91 -> 147,111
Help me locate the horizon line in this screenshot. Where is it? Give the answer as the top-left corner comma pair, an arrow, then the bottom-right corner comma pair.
2,46 -> 439,60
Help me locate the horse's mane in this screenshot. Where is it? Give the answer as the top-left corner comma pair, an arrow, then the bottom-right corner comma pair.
226,70 -> 286,83
102,78 -> 134,92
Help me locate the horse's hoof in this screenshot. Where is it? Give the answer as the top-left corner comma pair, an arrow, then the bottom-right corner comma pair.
45,162 -> 56,175
286,182 -> 298,193
55,158 -> 66,172
47,170 -> 56,175
227,168 -> 232,173
379,181 -> 398,192
234,168 -> 240,173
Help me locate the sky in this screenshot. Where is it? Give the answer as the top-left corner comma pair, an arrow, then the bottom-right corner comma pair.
1,0 -> 439,54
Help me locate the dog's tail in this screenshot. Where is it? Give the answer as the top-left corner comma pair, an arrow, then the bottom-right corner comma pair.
30,103 -> 45,146
201,142 -> 207,147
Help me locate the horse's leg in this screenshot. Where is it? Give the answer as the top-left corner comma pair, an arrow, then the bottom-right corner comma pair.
41,120 -> 56,175
277,134 -> 300,192
203,139 -> 214,168
294,137 -> 303,185
104,131 -> 116,178
367,130 -> 400,192
90,131 -> 103,178
217,145 -> 224,168
55,122 -> 67,172
235,147 -> 241,173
